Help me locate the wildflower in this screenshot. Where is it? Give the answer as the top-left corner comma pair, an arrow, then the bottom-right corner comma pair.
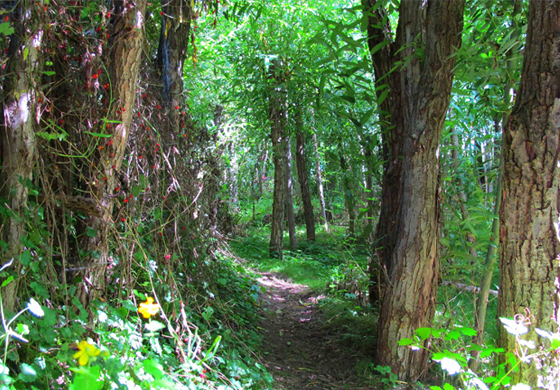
138,297 -> 160,319
73,341 -> 101,366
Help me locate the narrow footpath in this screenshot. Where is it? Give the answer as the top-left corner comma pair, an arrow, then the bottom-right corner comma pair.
257,272 -> 376,390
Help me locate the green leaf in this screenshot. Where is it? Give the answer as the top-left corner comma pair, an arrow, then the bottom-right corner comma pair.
70,365 -> 102,390
1,276 -> 13,288
0,22 -> 14,36
18,363 -> 36,383
42,71 -> 56,76
459,327 -> 477,337
398,338 -> 414,346
142,359 -> 164,381
86,228 -> 97,238
444,330 -> 461,341
377,89 -> 389,105
84,131 -> 112,138
415,327 -> 432,340
369,40 -> 390,56
20,250 -> 31,266
443,383 -> 455,390
23,47 -> 29,61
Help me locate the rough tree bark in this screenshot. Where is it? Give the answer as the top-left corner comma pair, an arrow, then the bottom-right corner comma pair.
157,0 -> 193,141
295,115 -> 316,242
269,61 -> 288,259
497,1 -> 560,387
79,0 -> 147,305
0,2 -> 42,313
362,0 -> 465,380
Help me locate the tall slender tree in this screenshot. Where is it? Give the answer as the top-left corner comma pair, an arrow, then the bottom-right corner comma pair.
295,112 -> 316,242
285,136 -> 297,249
497,0 -> 560,386
362,0 -> 465,380
269,60 -> 289,259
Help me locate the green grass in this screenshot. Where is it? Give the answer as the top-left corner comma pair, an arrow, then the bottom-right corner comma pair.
230,224 -> 369,291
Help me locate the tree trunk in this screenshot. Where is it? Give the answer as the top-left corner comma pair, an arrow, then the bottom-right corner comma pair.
285,137 -> 297,249
312,131 -> 328,232
362,0 -> 465,380
295,124 -> 316,242
78,0 -> 147,306
497,1 -> 560,387
0,3 -> 42,313
363,136 -> 374,239
157,0 -> 193,141
269,61 -> 288,259
339,152 -> 355,238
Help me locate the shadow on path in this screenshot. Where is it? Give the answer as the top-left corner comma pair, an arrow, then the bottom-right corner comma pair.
257,272 -> 376,390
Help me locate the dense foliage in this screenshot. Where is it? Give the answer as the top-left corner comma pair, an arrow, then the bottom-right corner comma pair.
0,0 -> 559,389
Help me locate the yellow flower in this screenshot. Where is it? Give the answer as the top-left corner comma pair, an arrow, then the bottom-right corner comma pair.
138,297 -> 160,319
73,341 -> 101,366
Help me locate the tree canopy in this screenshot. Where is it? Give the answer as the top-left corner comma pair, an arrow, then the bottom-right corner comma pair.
0,0 -> 559,389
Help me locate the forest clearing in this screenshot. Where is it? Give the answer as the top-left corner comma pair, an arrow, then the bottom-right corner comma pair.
0,0 -> 559,389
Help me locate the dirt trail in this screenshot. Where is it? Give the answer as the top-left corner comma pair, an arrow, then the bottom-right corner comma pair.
257,272 -> 375,390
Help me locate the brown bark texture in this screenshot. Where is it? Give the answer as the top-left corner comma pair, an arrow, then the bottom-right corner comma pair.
157,0 -> 193,142
79,0 -> 147,305
0,3 -> 42,313
498,1 -> 560,387
295,124 -> 316,242
269,62 -> 288,259
362,0 -> 465,380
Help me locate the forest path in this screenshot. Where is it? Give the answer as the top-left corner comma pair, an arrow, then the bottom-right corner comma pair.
257,272 -> 375,390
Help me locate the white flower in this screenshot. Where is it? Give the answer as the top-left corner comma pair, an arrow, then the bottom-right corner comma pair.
440,357 -> 462,375
27,298 -> 44,318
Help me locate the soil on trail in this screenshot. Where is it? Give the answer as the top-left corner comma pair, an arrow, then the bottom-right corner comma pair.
257,272 -> 375,390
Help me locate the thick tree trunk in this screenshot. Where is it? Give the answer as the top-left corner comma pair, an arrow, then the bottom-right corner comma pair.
363,0 -> 465,380
497,1 -> 560,387
295,125 -> 316,242
312,131 -> 328,232
269,62 -> 288,259
157,0 -> 193,141
285,137 -> 297,249
79,0 -> 147,305
0,3 -> 42,313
